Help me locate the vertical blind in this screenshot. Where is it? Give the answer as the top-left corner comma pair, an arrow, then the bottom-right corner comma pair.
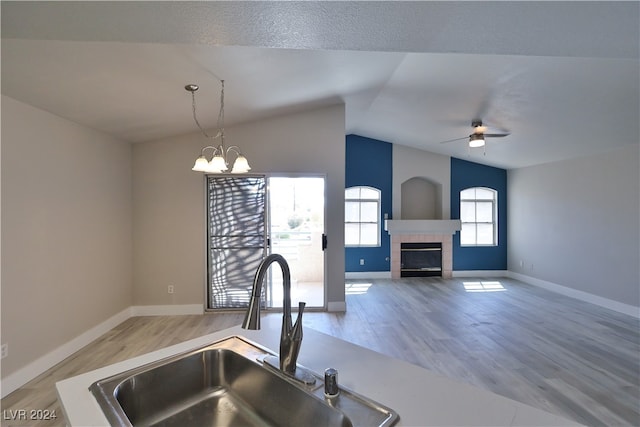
207,175 -> 267,310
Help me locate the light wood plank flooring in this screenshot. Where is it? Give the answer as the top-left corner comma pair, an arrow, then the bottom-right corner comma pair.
2,277 -> 638,426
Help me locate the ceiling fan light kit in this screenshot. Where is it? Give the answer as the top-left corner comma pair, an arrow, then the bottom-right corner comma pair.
469,133 -> 486,148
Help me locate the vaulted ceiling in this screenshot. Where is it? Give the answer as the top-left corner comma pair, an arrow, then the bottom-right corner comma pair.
2,1 -> 638,169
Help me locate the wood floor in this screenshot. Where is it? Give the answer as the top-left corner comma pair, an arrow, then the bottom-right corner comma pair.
2,277 -> 638,426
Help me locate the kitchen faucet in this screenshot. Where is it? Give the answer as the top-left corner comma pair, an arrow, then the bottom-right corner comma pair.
242,254 -> 316,385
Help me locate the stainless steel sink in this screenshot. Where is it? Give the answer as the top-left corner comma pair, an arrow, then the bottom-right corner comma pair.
90,336 -> 399,427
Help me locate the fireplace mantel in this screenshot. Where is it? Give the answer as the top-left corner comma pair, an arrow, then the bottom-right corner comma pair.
385,219 -> 461,235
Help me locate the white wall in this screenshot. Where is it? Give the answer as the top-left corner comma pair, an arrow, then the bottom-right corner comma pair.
392,145 -> 451,220
1,95 -> 133,379
508,144 -> 640,307
132,104 -> 346,309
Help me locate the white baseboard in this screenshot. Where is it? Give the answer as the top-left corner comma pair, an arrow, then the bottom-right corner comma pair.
327,301 -> 347,312
1,304 -> 203,398
345,271 -> 392,279
508,271 -> 640,319
1,307 -> 132,398
452,270 -> 509,278
131,304 -> 204,316
451,270 -> 638,319
346,270 -> 511,279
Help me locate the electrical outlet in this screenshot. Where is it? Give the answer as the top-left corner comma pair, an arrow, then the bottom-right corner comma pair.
1,343 -> 8,359
359,259 -> 365,265
168,285 -> 175,294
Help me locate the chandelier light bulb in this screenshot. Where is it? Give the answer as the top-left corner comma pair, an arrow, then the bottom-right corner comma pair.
231,155 -> 251,173
192,155 -> 210,172
209,154 -> 228,173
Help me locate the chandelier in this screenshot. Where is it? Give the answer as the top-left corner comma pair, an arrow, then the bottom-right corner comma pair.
186,81 -> 251,173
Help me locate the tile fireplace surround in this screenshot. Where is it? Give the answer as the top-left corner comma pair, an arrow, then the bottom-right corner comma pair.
386,220 -> 461,279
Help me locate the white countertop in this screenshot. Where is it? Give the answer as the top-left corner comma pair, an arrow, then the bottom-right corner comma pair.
56,315 -> 580,426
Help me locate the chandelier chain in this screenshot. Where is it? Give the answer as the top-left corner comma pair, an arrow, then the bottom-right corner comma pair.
190,80 -> 225,142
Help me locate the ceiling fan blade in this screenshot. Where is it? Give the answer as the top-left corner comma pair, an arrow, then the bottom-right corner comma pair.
438,136 -> 468,144
475,91 -> 494,120
483,133 -> 510,138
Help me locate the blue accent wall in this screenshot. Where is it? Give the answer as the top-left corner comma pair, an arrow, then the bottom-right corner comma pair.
451,157 -> 507,270
345,135 -> 393,272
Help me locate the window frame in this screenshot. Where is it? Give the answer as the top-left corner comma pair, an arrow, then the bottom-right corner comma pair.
345,186 -> 381,247
459,187 -> 498,247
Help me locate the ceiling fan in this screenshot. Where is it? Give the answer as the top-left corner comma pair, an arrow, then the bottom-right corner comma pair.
439,120 -> 510,148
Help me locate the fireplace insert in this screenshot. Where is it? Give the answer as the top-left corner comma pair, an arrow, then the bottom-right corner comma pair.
400,242 -> 442,277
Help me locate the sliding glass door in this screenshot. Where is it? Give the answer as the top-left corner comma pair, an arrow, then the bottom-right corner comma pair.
205,175 -> 325,311
267,176 -> 325,308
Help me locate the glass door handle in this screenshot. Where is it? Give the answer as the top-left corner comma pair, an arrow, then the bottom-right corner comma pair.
322,234 -> 328,251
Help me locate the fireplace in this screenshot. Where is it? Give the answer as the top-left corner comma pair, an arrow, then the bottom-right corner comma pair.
386,220 -> 460,279
401,242 -> 442,277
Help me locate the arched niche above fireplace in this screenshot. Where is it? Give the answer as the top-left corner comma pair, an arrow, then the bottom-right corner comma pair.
400,177 -> 442,220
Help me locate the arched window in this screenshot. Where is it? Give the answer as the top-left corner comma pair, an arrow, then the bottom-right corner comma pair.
345,186 -> 381,247
460,187 -> 498,246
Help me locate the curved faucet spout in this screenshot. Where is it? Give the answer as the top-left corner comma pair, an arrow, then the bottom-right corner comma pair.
241,254 -> 306,376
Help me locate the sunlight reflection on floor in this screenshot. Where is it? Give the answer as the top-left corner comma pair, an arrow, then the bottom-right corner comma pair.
463,281 -> 506,292
345,282 -> 373,295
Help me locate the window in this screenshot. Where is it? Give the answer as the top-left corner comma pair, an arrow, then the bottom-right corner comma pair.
345,186 -> 381,247
460,187 -> 497,246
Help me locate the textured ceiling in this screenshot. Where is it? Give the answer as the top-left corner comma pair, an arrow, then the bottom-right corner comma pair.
2,1 -> 638,169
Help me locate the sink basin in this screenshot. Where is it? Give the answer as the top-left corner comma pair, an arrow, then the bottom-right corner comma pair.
90,336 -> 398,427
